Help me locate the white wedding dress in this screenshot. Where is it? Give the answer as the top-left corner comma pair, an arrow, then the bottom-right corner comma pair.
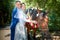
14,8 -> 28,40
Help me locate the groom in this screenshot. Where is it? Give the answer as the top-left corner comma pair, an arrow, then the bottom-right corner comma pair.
10,1 -> 21,40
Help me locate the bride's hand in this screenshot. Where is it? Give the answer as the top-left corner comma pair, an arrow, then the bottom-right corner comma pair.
31,21 -> 37,24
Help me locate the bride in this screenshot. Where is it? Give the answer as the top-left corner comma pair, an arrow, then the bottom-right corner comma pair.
14,3 -> 37,40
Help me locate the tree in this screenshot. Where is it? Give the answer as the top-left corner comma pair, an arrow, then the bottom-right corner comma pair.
0,0 -> 60,31
0,0 -> 14,27
25,0 -> 60,31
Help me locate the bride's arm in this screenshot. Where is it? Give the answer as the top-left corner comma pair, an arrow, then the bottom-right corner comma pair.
15,10 -> 37,23
23,15 -> 37,23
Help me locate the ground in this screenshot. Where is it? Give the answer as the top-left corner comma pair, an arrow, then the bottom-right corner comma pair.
0,26 -> 10,40
0,26 -> 60,40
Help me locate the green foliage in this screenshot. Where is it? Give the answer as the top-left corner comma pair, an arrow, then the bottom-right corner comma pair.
25,0 -> 60,31
0,0 -> 60,31
0,0 -> 14,27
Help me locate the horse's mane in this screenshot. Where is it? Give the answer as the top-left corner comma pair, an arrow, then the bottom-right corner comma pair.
26,8 -> 48,20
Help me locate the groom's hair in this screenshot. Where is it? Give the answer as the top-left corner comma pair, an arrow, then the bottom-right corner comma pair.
15,1 -> 21,3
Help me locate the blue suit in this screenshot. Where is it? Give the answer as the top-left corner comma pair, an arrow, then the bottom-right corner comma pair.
10,7 -> 18,40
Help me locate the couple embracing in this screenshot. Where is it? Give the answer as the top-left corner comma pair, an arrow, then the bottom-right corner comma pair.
10,1 -> 37,40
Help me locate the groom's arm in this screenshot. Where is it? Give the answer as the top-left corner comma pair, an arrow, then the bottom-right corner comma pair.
10,7 -> 18,28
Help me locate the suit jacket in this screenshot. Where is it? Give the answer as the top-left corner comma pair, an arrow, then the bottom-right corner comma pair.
10,7 -> 18,29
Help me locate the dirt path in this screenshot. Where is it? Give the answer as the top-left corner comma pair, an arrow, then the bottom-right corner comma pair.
0,29 -> 10,40
0,27 -> 60,40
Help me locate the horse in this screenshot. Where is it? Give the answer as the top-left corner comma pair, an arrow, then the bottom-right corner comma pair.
25,8 -> 49,39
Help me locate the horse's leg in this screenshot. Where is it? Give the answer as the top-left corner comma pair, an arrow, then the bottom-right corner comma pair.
27,26 -> 31,40
27,28 -> 30,34
33,28 -> 36,39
